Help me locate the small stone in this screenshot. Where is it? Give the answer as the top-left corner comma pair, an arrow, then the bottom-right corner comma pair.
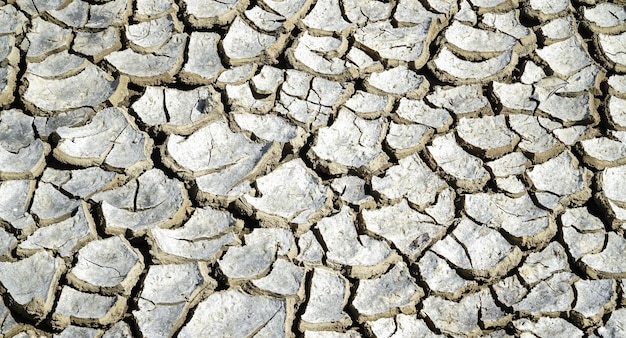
362,200 -> 447,261
301,268 -> 351,330
134,263 -> 208,338
316,206 -> 394,278
0,251 -> 64,319
310,108 -> 386,174
372,153 -> 448,208
149,207 -> 240,263
242,159 -> 329,228
427,133 -> 490,191
54,286 -> 126,326
68,235 -> 143,294
54,107 -> 152,173
431,218 -> 522,279
352,262 -> 423,321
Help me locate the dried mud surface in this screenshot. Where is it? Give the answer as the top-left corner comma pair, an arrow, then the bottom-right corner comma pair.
1,0 -> 626,337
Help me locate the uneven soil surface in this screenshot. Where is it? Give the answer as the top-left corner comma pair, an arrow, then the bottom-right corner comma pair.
1,0 -> 626,337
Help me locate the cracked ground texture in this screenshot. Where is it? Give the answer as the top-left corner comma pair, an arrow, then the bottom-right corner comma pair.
1,0 -> 626,337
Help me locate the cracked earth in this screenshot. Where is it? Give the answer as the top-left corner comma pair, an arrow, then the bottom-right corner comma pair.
1,0 -> 626,337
